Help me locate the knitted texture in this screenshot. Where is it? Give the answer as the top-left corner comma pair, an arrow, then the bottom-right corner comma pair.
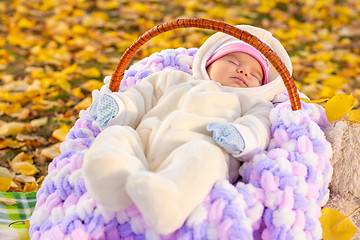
29,48 -> 332,239
89,94 -> 119,128
240,100 -> 332,239
207,123 -> 245,155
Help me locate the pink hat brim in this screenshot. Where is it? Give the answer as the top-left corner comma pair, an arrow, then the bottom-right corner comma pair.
206,42 -> 269,85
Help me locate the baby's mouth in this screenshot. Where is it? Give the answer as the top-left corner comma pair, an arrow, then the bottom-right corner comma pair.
231,77 -> 247,87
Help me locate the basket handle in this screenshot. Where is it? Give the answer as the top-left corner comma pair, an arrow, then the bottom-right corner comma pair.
109,18 -> 301,111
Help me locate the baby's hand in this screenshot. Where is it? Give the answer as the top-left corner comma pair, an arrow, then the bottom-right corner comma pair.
207,123 -> 245,156
89,94 -> 119,128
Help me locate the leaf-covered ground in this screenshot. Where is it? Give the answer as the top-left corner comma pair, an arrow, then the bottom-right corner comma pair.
0,0 -> 359,192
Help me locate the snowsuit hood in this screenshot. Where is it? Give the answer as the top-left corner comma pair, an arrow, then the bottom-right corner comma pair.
192,25 -> 293,101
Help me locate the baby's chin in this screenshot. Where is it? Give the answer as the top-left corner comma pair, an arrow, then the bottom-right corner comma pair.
228,81 -> 262,88
224,82 -> 247,88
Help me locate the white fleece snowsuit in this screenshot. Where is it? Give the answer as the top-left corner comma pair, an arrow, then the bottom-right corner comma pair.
82,25 -> 293,234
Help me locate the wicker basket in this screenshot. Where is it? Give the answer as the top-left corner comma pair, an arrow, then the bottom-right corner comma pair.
109,18 -> 301,110
29,19 -> 334,240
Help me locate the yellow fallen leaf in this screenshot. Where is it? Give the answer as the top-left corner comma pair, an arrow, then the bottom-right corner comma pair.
0,103 -> 21,114
76,49 -> 96,61
48,90 -> 60,98
131,2 -> 149,14
0,177 -> 12,192
92,11 -> 109,21
57,78 -> 72,92
11,162 -> 38,176
0,198 -> 16,205
349,109 -> 360,122
36,176 -> 45,187
0,36 -> 5,48
74,97 -> 92,111
52,124 -> 71,142
31,98 -> 58,110
320,208 -> 357,240
0,167 -> 14,179
0,139 -> 26,149
17,18 -> 36,29
208,5 -> 227,18
14,174 -> 35,183
40,77 -> 53,89
65,100 -> 75,107
40,142 -> 61,159
300,98 -> 330,104
73,9 -> 85,17
12,152 -> 33,163
322,75 -> 347,89
71,25 -> 87,35
18,163 -> 39,176
82,67 -> 101,78
0,92 -> 25,104
72,87 -> 85,98
65,36 -> 84,48
97,0 -> 119,10
7,33 -> 24,46
97,55 -> 108,63
339,68 -> 357,78
9,180 -> 22,192
23,182 -> 38,193
0,122 -> 27,136
319,86 -> 338,99
30,117 -> 48,128
325,94 -> 356,122
80,80 -> 103,92
61,63 -> 78,75
30,69 -> 47,79
9,107 -> 30,120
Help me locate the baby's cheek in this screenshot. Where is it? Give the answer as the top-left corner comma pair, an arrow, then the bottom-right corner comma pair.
253,79 -> 263,87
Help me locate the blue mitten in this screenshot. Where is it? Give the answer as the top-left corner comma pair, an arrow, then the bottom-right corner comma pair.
207,123 -> 245,156
89,94 -> 119,128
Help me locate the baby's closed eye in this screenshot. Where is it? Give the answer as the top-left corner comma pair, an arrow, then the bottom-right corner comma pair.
228,60 -> 238,65
251,72 -> 261,79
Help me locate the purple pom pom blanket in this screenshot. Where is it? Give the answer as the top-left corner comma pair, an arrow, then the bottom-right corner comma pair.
29,48 -> 332,240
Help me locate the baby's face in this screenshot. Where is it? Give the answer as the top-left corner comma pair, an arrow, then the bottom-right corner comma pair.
206,52 -> 264,88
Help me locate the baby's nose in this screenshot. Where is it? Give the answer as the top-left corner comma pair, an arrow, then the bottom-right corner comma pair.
237,68 -> 249,77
